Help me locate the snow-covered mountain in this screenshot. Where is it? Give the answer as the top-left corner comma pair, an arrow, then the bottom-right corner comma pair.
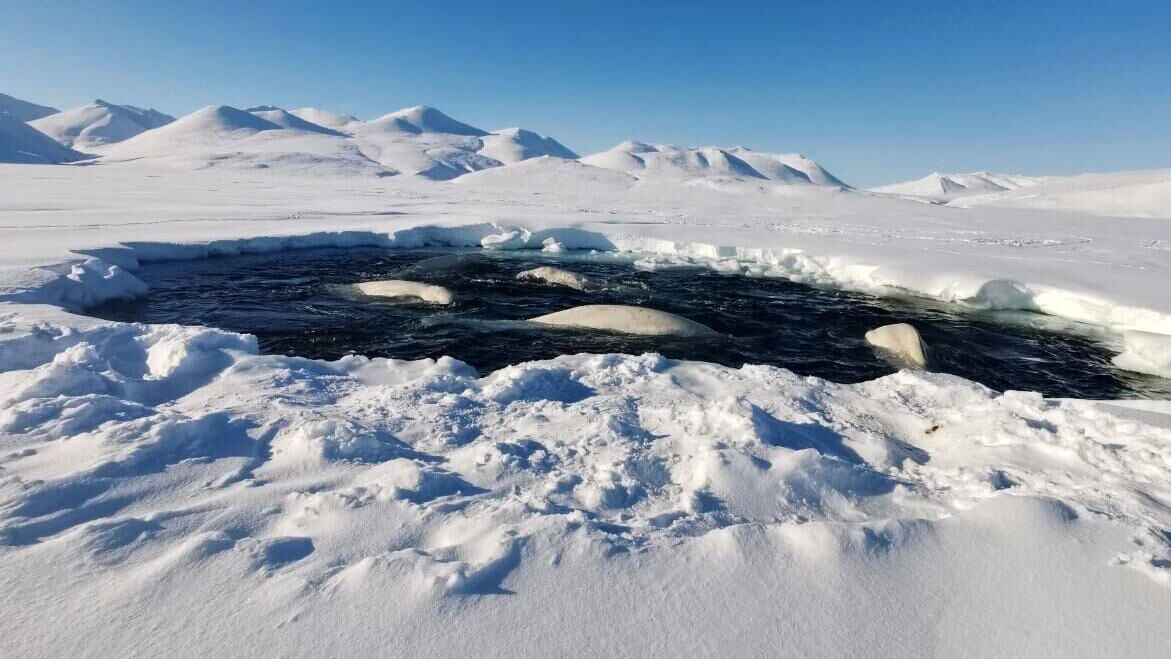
950,168 -> 1171,218
361,104 -> 487,136
0,91 -> 58,121
872,171 -> 1048,199
478,127 -> 578,163
95,104 -> 388,175
28,100 -> 174,148
0,111 -> 85,163
581,141 -> 847,187
290,107 -> 359,130
246,106 -> 344,136
727,147 -> 848,187
88,103 -> 581,179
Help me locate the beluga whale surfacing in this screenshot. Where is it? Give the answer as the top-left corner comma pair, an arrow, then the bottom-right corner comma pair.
530,304 -> 717,337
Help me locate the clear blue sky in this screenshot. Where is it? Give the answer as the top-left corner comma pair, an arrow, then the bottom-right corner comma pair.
4,0 -> 1169,186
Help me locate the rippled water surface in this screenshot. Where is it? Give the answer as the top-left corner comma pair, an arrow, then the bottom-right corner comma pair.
87,247 -> 1171,399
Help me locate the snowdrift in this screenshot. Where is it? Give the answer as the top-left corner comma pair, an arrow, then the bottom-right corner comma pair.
1,309 -> 1170,655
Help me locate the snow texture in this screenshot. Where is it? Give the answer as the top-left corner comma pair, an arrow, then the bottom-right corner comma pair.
2,91 -> 1171,657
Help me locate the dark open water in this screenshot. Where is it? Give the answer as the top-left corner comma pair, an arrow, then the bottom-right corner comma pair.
86,247 -> 1171,399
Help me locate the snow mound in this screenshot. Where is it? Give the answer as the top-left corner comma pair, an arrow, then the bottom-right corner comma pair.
362,105 -> 487,137
478,127 -> 578,163
290,107 -> 360,129
0,91 -> 58,121
873,171 -> 1048,200
0,112 -> 86,164
531,304 -> 717,336
354,280 -> 454,305
28,100 -> 174,148
247,106 -> 344,136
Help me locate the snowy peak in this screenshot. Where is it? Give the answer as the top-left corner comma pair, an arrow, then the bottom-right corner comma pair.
29,100 -> 175,148
0,112 -> 85,163
727,147 -> 848,187
478,127 -> 579,163
872,171 -> 1048,199
0,92 -> 59,122
581,142 -> 762,179
246,106 -> 344,136
582,142 -> 847,186
363,105 -> 487,136
290,107 -> 359,129
145,105 -> 282,139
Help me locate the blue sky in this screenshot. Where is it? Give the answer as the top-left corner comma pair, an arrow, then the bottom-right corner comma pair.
3,0 -> 1169,186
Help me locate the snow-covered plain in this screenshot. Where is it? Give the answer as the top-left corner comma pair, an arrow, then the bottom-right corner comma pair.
3,96 -> 1171,656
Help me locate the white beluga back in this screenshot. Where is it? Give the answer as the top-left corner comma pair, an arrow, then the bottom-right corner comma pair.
354,280 -> 454,305
531,304 -> 717,337
517,266 -> 588,291
865,323 -> 929,368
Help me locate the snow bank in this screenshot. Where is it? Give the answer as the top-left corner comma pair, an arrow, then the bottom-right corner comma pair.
2,308 -> 1171,655
1113,330 -> 1171,378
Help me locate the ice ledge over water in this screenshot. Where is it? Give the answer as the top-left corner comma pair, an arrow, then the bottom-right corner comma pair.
3,221 -> 1171,380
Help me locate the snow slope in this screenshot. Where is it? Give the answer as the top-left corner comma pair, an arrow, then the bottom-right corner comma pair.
478,127 -> 578,163
873,171 -> 1048,199
88,103 -> 577,179
363,104 -> 487,136
95,105 -> 392,175
583,141 -> 847,186
952,168 -> 1171,219
0,112 -> 85,164
246,106 -> 344,136
0,91 -> 58,121
28,100 -> 174,148
290,107 -> 360,130
728,146 -> 849,187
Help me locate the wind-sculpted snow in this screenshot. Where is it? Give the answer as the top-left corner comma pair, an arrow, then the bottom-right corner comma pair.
1,311 -> 1170,654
